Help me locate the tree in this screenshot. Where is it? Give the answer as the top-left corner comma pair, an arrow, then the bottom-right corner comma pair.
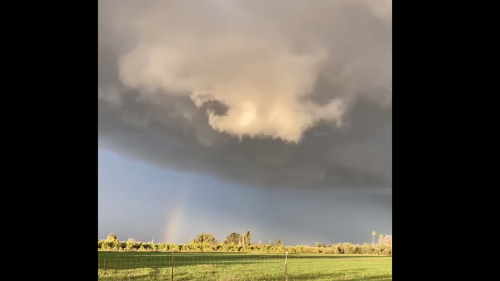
106,233 -> 118,242
205,233 -> 217,244
275,239 -> 281,246
224,233 -> 241,245
196,233 -> 205,243
379,234 -> 383,244
372,231 -> 376,244
245,231 -> 251,245
193,233 -> 217,245
386,235 -> 392,245
380,235 -> 392,245
127,238 -> 136,244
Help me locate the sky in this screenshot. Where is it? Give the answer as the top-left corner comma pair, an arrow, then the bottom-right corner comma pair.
98,0 -> 392,246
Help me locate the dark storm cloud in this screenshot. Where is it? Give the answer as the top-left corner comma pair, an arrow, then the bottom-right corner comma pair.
98,0 -> 392,190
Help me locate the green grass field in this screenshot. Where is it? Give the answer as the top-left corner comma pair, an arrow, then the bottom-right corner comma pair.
98,252 -> 392,280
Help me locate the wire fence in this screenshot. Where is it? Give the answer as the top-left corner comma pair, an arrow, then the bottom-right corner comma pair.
98,252 -> 393,280
97,252 -> 307,280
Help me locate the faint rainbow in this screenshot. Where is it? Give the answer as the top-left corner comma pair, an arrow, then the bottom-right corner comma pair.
163,180 -> 186,244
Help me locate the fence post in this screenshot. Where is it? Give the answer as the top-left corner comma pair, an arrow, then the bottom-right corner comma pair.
171,250 -> 175,281
285,251 -> 288,281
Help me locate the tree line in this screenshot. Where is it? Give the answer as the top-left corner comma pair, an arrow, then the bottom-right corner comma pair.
98,232 -> 392,255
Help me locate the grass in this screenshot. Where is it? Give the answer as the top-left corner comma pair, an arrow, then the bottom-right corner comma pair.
98,252 -> 392,280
